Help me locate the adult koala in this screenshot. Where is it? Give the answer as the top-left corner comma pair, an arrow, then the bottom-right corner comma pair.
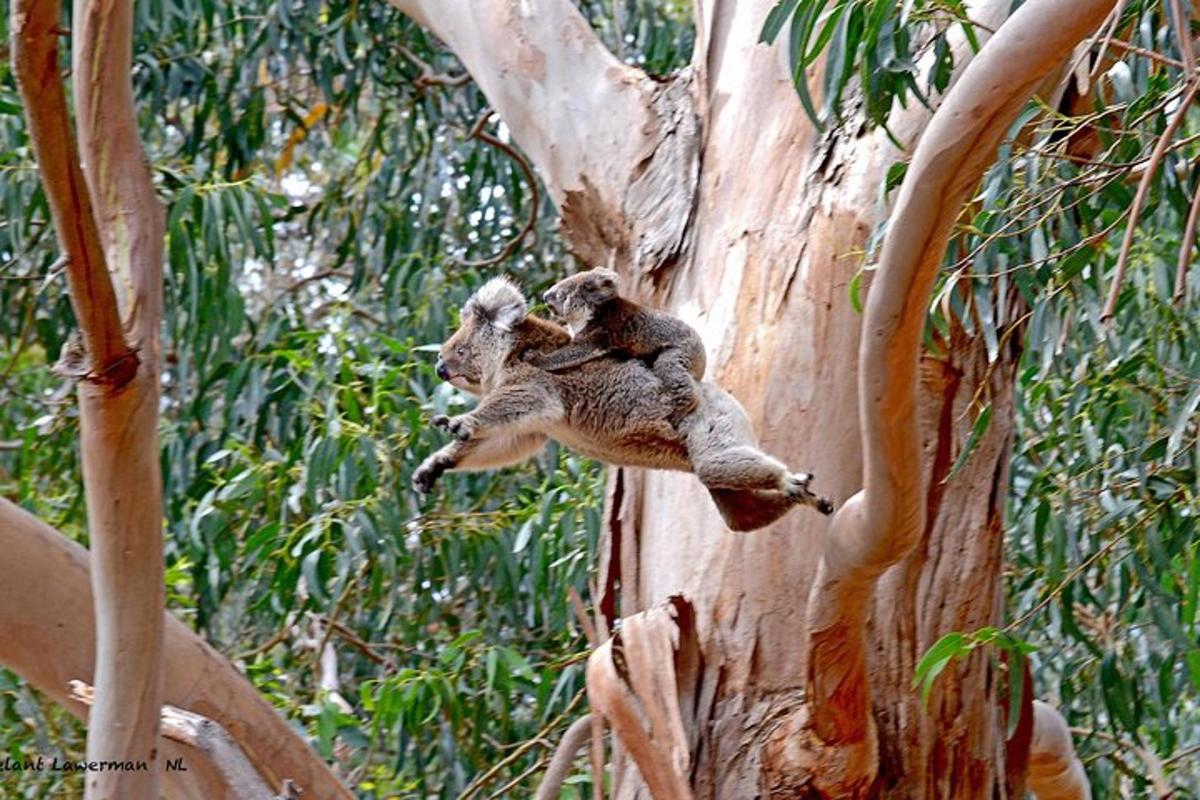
414,277 -> 832,531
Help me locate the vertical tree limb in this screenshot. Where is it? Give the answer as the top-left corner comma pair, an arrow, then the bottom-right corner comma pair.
800,0 -> 1116,793
13,0 -> 168,795
68,0 -> 171,794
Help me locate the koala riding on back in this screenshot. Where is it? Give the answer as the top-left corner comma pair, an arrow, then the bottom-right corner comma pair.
530,268 -> 706,427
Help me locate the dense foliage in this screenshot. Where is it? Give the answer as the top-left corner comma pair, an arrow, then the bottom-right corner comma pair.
0,0 -> 1197,797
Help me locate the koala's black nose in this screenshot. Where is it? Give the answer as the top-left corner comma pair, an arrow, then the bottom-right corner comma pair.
435,359 -> 450,381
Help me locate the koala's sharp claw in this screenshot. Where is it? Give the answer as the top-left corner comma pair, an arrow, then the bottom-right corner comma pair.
431,414 -> 451,431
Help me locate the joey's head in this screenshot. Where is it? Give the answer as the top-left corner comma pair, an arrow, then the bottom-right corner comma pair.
436,276 -> 528,393
542,268 -> 618,335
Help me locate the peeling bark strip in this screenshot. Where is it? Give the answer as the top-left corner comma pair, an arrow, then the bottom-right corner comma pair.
0,499 -> 353,800
587,599 -> 698,800
800,0 -> 1116,794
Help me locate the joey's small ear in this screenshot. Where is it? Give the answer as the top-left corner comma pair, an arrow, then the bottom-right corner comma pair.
587,268 -> 619,302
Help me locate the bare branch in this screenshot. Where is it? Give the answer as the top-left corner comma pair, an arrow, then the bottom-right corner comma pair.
1029,702 -> 1091,800
396,44 -> 471,88
389,0 -> 699,270
1103,78 -> 1198,322
586,604 -> 693,800
10,0 -> 136,385
1175,176 -> 1200,305
535,714 -> 595,800
801,0 -> 1117,791
455,110 -> 539,268
74,0 -> 167,353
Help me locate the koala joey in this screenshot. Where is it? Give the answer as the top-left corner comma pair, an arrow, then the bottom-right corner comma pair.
528,268 -> 706,427
415,277 -> 833,530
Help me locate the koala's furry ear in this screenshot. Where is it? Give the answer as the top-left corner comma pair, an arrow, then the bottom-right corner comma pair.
466,276 -> 528,332
586,268 -> 619,302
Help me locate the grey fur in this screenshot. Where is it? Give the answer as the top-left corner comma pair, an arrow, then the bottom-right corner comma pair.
530,267 -> 706,427
419,280 -> 834,530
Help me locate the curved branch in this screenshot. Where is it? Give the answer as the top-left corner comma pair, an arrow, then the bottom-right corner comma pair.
802,0 -> 1116,787
1029,702 -> 1092,800
1102,78 -> 1198,322
535,714 -> 595,800
0,499 -> 353,800
455,110 -> 540,268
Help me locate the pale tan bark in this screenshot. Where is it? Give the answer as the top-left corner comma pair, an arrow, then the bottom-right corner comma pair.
535,714 -> 595,800
0,499 -> 353,800
393,0 -> 1102,796
800,1 -> 1116,792
11,0 -> 166,794
9,0 -> 134,380
1029,702 -> 1092,800
13,0 -> 169,794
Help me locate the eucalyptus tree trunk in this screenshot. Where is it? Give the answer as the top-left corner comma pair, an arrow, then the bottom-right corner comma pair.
393,0 -> 1106,797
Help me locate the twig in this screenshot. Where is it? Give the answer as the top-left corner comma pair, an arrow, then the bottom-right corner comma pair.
1170,0 -> 1197,74
1175,173 -> 1200,306
1102,78 -> 1199,323
534,714 -> 595,800
455,689 -> 585,800
1068,726 -> 1171,797
568,586 -> 607,800
397,45 -> 471,89
1090,0 -> 1129,85
1104,36 -> 1184,69
455,110 -> 539,268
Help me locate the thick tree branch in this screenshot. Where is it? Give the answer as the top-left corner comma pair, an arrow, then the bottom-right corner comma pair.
63,0 -> 172,795
10,0 -> 136,384
0,499 -> 353,800
389,0 -> 700,272
14,1 -> 168,795
1029,702 -> 1091,800
73,0 -> 167,354
801,0 -> 1116,791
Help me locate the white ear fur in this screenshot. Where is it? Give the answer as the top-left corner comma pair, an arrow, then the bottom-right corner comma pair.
466,276 -> 528,332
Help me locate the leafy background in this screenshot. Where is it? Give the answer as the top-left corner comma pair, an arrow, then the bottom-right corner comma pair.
1,0 -> 1198,796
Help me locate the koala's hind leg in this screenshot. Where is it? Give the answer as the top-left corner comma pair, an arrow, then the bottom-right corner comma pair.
692,445 -> 793,492
693,446 -> 834,516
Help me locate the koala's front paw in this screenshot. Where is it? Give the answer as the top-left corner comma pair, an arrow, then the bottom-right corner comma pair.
412,457 -> 447,495
431,413 -> 475,441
